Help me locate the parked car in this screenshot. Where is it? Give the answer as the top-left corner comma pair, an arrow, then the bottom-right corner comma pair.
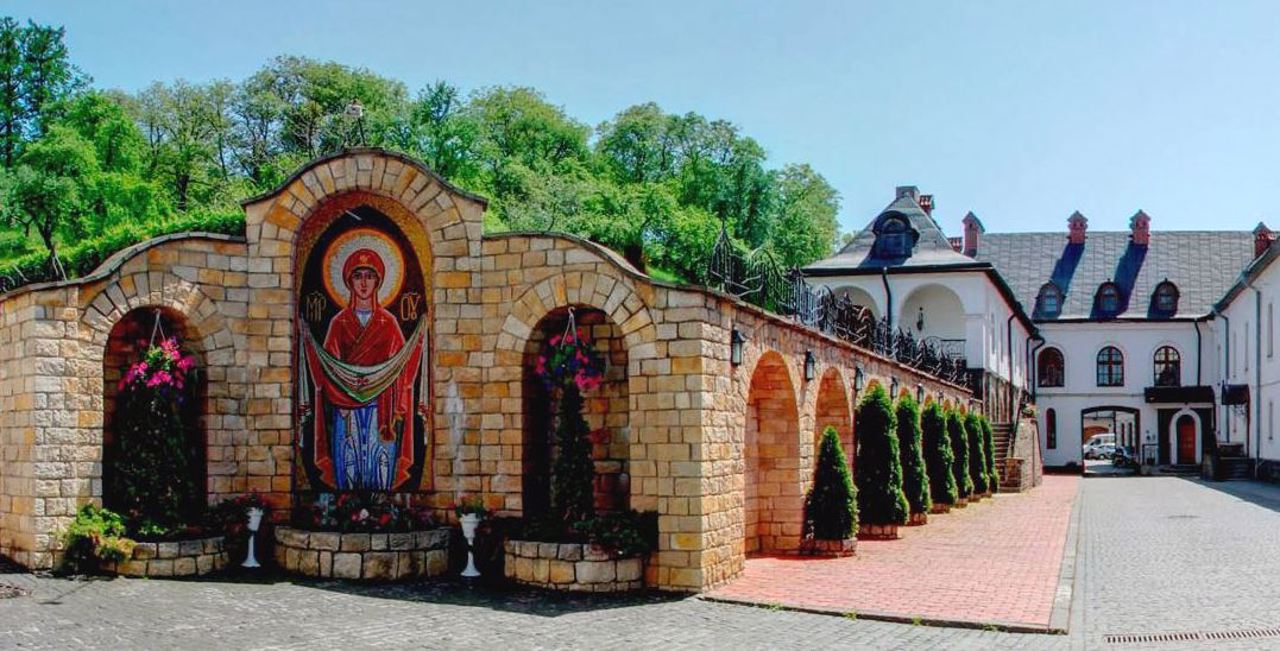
1083,433 -> 1117,459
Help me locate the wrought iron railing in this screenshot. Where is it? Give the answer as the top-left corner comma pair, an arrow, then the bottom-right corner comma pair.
707,227 -> 972,388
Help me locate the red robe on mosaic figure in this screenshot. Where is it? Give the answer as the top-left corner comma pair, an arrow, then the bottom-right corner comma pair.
308,249 -> 422,490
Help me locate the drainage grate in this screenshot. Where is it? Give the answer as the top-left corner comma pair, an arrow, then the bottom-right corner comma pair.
1105,628 -> 1280,645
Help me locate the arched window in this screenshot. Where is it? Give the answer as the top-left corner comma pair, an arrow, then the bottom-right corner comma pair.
1046,408 -> 1057,450
1036,283 -> 1063,319
1095,282 -> 1122,317
1038,347 -> 1064,387
1151,281 -> 1179,316
1154,346 -> 1181,387
1097,346 -> 1124,387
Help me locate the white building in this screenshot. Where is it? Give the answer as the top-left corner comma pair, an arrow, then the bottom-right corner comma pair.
1214,228 -> 1280,480
809,186 -> 1274,473
805,186 -> 1036,428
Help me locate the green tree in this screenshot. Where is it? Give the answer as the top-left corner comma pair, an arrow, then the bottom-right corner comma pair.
768,163 -> 840,267
0,18 -> 87,167
895,394 -> 931,516
804,426 -> 857,540
921,402 -> 957,505
965,412 -> 989,495
947,409 -> 974,498
0,123 -> 98,270
855,384 -> 909,526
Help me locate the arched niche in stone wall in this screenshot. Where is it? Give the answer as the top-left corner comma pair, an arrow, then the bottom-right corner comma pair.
293,197 -> 433,494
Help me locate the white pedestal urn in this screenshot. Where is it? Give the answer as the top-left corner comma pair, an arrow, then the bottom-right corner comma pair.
459,513 -> 482,578
242,506 -> 264,568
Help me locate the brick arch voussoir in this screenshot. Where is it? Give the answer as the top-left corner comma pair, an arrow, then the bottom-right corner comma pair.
499,272 -> 654,357
82,274 -> 228,363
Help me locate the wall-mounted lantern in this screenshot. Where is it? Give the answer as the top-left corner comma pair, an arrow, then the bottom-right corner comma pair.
854,366 -> 865,393
890,377 -> 899,398
730,328 -> 745,366
916,383 -> 925,404
804,350 -> 816,382
916,306 -> 926,332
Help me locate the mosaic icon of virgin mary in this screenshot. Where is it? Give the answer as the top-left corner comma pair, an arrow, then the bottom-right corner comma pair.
299,228 -> 427,491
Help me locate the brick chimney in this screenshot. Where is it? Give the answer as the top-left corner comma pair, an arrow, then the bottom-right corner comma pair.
896,185 -> 919,201
1068,211 -> 1088,244
1255,222 -> 1274,258
1129,210 -> 1151,246
918,194 -> 934,216
961,211 -> 984,257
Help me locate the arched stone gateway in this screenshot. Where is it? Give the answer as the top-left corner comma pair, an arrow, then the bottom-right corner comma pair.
744,351 -> 803,555
0,149 -> 977,590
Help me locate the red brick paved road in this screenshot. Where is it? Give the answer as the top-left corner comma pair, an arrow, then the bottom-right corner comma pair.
707,474 -> 1079,630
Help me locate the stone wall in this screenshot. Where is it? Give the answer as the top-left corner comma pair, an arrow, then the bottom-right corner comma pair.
274,527 -> 449,580
503,540 -> 643,592
0,149 -> 981,593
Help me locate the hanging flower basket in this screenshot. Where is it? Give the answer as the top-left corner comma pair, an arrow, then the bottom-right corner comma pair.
119,336 -> 196,395
534,311 -> 605,393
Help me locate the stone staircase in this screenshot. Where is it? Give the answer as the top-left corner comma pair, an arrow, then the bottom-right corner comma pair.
1217,456 -> 1254,481
992,423 -> 1013,462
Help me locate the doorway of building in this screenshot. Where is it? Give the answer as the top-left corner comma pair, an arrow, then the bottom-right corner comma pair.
1176,414 -> 1197,465
1080,407 -> 1140,475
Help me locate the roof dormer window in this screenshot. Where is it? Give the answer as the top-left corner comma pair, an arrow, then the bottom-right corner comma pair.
872,214 -> 917,259
1095,282 -> 1122,317
1151,281 -> 1179,316
1036,283 -> 1063,319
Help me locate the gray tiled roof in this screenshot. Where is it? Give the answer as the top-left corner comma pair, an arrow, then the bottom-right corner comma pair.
975,230 -> 1255,319
806,194 -> 980,271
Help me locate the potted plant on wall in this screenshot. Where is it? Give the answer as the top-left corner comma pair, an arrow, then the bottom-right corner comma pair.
854,385 -> 909,539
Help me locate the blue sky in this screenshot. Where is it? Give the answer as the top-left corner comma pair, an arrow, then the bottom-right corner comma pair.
11,0 -> 1280,237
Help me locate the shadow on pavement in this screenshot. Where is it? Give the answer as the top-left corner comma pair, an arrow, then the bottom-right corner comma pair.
1176,476 -> 1280,514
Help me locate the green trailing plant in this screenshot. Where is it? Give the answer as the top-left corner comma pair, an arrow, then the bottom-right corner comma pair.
981,416 -> 999,490
854,385 -> 909,526
947,409 -> 974,498
60,504 -> 136,573
803,426 -> 858,540
965,413 -> 989,495
921,402 -> 957,505
571,510 -> 659,557
550,384 -> 596,527
895,395 -> 931,515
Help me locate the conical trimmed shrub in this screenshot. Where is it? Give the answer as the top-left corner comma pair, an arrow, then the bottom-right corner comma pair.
947,409 -> 974,498
921,402 -> 957,505
895,394 -> 931,516
855,385 -> 909,525
965,412 -> 989,495
981,415 -> 999,491
804,426 -> 858,540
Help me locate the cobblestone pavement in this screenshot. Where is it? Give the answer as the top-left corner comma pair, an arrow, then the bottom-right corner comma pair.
707,475 -> 1079,630
0,572 -> 1063,650
5,477 -> 1280,649
1074,476 -> 1280,650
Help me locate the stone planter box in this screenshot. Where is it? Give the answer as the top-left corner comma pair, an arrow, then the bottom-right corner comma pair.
801,537 -> 856,557
907,512 -> 928,526
104,535 -> 227,577
857,523 -> 901,540
929,503 -> 952,514
953,497 -> 969,508
503,540 -> 644,592
274,527 -> 450,581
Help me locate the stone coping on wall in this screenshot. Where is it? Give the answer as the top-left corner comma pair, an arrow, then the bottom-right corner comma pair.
104,535 -> 228,577
273,526 -> 450,580
503,539 -> 644,592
